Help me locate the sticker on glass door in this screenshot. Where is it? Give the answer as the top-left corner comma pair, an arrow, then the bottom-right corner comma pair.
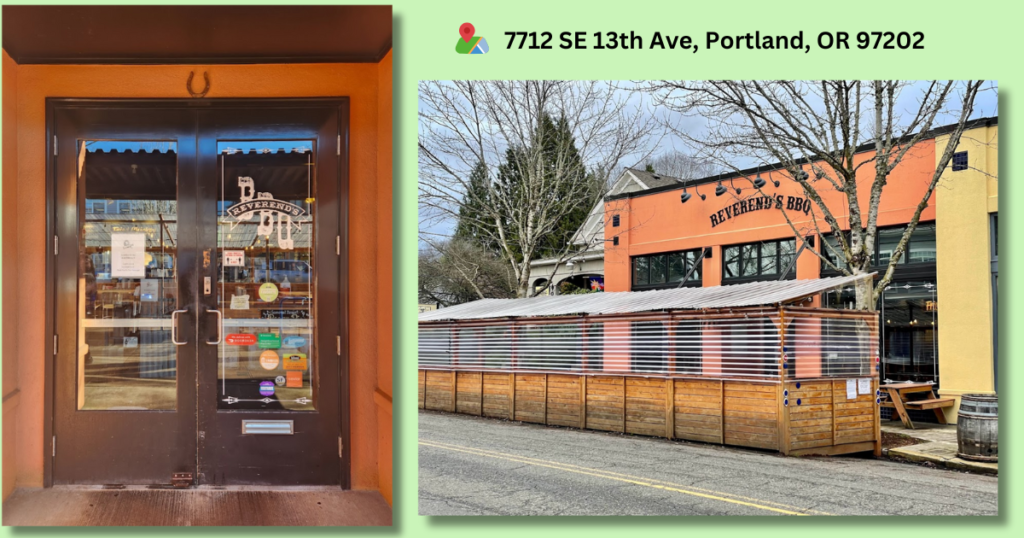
216,142 -> 316,410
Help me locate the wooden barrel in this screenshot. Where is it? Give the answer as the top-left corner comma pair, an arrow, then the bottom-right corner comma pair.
956,394 -> 998,462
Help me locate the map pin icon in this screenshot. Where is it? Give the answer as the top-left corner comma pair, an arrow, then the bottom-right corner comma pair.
460,22 -> 475,43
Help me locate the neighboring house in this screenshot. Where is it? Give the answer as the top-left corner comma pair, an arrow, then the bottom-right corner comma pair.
529,167 -> 686,295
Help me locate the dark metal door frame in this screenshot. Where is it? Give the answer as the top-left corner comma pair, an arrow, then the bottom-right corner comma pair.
45,98 -> 350,488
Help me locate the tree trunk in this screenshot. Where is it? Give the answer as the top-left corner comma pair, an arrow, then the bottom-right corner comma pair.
517,265 -> 533,298
853,272 -> 876,312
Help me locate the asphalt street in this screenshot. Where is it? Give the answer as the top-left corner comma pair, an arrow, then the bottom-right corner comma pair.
419,411 -> 999,516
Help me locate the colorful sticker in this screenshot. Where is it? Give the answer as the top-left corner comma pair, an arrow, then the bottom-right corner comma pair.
274,375 -> 286,387
259,381 -> 275,396
257,333 -> 281,349
285,371 -> 303,388
226,333 -> 257,346
282,335 -> 307,348
282,352 -> 308,371
224,250 -> 245,267
259,350 -> 280,370
230,295 -> 250,310
258,282 -> 279,302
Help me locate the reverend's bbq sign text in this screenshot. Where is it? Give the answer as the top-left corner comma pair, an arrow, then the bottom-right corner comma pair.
710,195 -> 813,228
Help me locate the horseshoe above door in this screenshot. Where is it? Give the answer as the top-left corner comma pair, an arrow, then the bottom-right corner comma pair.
186,71 -> 211,98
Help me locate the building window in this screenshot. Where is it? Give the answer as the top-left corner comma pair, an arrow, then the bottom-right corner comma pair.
612,236 -> 619,246
585,323 -> 604,372
118,201 -> 132,214
880,281 -> 938,383
632,249 -> 703,290
723,239 -> 795,282
89,200 -> 106,214
612,214 -> 620,227
952,151 -> 968,172
673,320 -> 702,375
518,324 -> 581,371
631,320 -> 666,373
821,222 -> 937,273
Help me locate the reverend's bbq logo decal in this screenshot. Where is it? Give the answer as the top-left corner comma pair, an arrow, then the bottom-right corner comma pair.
225,176 -> 305,250
709,195 -> 813,228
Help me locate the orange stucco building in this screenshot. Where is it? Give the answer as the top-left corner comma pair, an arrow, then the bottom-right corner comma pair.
602,118 -> 998,419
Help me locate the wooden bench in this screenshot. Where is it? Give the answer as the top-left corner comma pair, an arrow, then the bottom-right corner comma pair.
879,383 -> 953,429
903,398 -> 955,410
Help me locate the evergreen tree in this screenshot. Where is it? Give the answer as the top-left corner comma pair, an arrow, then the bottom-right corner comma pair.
453,159 -> 491,246
489,113 -> 601,263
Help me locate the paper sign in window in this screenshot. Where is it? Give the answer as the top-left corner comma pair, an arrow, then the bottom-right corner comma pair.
224,250 -> 245,267
111,233 -> 147,277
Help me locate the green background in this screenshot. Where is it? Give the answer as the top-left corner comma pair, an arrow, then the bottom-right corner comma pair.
1,0 -> 1016,533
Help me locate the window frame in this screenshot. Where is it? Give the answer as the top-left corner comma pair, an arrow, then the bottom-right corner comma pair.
820,221 -> 937,277
630,248 -> 704,291
721,238 -> 796,284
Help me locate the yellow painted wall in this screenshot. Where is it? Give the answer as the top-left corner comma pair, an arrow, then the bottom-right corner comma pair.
935,122 -> 998,421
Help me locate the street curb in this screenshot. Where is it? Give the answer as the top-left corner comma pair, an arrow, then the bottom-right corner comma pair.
888,441 -> 998,475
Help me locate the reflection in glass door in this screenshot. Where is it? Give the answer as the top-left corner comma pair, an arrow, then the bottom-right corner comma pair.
215,141 -> 317,411
78,140 -> 180,410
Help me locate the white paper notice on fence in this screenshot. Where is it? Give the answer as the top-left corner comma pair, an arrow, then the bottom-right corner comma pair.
846,379 -> 857,400
858,378 -> 871,395
111,233 -> 147,278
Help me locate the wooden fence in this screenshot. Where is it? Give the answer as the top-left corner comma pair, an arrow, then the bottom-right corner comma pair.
419,370 -> 880,457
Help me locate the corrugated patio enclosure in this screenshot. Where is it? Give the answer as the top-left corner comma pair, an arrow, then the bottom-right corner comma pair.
419,275 -> 882,456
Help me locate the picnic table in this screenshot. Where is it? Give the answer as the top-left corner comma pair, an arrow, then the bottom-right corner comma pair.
879,382 -> 955,429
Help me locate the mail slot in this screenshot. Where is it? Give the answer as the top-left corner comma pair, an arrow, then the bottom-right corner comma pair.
241,420 -> 294,435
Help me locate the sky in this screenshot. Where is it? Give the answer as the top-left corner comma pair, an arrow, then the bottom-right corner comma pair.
418,80 -> 999,246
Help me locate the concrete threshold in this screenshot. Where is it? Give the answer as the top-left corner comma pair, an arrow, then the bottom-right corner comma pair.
2,486 -> 392,526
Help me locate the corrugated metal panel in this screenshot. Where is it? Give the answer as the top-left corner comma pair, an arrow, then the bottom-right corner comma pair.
419,274 -> 874,322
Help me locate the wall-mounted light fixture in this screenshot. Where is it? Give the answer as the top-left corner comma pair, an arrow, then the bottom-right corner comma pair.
715,181 -> 726,196
754,163 -> 782,189
680,185 -> 706,203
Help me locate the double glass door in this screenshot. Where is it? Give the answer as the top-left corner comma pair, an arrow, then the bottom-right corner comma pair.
51,101 -> 348,486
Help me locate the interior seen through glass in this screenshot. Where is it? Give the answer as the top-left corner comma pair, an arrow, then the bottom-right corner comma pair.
78,141 -> 179,410
216,141 -> 317,411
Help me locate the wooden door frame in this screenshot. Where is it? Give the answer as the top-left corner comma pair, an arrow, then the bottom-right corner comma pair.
43,97 -> 351,488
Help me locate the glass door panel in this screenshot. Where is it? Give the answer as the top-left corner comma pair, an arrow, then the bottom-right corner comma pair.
215,141 -> 317,411
78,140 -> 179,411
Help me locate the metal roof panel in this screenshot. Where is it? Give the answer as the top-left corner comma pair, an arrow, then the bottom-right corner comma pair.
418,274 -> 874,322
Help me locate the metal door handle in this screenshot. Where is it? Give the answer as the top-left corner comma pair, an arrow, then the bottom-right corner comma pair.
171,309 -> 188,345
206,309 -> 223,345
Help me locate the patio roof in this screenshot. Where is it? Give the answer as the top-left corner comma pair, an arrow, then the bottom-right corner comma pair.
419,273 -> 874,322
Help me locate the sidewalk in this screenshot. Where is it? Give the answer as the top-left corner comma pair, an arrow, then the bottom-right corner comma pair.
882,422 -> 998,475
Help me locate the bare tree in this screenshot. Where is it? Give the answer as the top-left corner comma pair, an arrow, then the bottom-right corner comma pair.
646,150 -> 720,181
646,80 -> 989,310
419,238 -> 516,307
419,80 -> 660,297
